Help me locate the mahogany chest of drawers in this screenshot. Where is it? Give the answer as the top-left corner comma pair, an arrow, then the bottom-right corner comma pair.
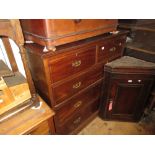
20,19 -> 118,51
25,31 -> 127,134
99,56 -> 155,122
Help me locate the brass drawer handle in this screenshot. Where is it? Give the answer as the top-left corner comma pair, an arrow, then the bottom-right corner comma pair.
73,82 -> 81,89
72,60 -> 81,67
74,101 -> 82,108
109,47 -> 116,52
73,117 -> 81,124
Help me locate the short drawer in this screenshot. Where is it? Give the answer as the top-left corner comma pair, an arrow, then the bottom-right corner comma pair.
52,65 -> 104,105
55,84 -> 101,125
97,35 -> 126,63
28,121 -> 50,135
108,35 -> 126,62
97,39 -> 111,63
55,98 -> 100,134
49,46 -> 96,83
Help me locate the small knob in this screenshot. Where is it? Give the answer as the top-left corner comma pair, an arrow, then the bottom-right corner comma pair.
128,80 -> 133,83
73,19 -> 82,24
101,46 -> 104,50
138,80 -> 141,83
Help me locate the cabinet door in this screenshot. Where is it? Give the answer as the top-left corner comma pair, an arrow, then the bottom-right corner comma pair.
105,78 -> 153,121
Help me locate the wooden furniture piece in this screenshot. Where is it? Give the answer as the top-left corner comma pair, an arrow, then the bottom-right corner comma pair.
0,96 -> 55,135
99,56 -> 155,122
25,31 -> 127,134
0,60 -> 31,117
0,19 -> 39,120
20,19 -> 118,51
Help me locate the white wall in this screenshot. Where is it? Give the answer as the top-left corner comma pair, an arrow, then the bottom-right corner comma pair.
0,38 -> 26,77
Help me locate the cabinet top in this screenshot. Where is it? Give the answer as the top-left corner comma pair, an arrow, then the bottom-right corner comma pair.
104,56 -> 155,75
105,56 -> 155,71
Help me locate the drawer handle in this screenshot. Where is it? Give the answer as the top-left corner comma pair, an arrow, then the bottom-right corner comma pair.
101,46 -> 105,51
128,80 -> 133,83
73,82 -> 81,89
109,47 -> 116,52
72,60 -> 81,67
73,19 -> 82,24
119,42 -> 122,46
74,101 -> 82,108
73,117 -> 81,124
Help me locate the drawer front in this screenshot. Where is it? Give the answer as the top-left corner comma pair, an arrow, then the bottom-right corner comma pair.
49,46 -> 96,83
97,35 -> 126,63
55,98 -> 100,134
52,65 -> 104,105
28,121 -> 50,135
55,84 -> 102,124
108,35 -> 126,62
97,39 -> 112,63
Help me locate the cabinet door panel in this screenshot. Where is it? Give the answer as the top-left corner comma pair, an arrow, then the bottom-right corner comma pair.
106,78 -> 153,121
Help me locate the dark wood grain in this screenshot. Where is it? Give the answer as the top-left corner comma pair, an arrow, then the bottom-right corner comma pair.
55,98 -> 100,134
52,65 -> 103,105
54,83 -> 101,125
25,31 -> 128,134
49,46 -> 96,83
99,56 -> 155,122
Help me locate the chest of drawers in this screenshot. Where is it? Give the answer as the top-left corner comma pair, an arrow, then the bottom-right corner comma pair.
25,31 -> 127,134
20,19 -> 118,51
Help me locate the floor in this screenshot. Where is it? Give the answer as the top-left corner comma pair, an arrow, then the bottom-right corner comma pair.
78,112 -> 155,135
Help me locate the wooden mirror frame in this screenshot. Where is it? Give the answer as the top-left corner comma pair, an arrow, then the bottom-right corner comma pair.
0,19 -> 39,121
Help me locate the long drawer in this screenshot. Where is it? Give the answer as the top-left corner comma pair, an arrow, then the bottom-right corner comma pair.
55,83 -> 101,125
49,46 -> 96,83
52,65 -> 104,105
55,98 -> 100,134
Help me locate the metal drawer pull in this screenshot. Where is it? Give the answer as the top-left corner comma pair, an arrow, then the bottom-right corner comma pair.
73,82 -> 81,89
73,117 -> 81,124
109,47 -> 116,52
72,60 -> 81,67
101,46 -> 105,50
128,80 -> 132,83
74,101 -> 82,108
119,42 -> 122,46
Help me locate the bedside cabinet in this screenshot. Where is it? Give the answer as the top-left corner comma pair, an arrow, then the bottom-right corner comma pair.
25,31 -> 127,134
99,56 -> 155,122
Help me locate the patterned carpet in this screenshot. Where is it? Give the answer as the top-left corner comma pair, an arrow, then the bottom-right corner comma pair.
78,115 -> 155,135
